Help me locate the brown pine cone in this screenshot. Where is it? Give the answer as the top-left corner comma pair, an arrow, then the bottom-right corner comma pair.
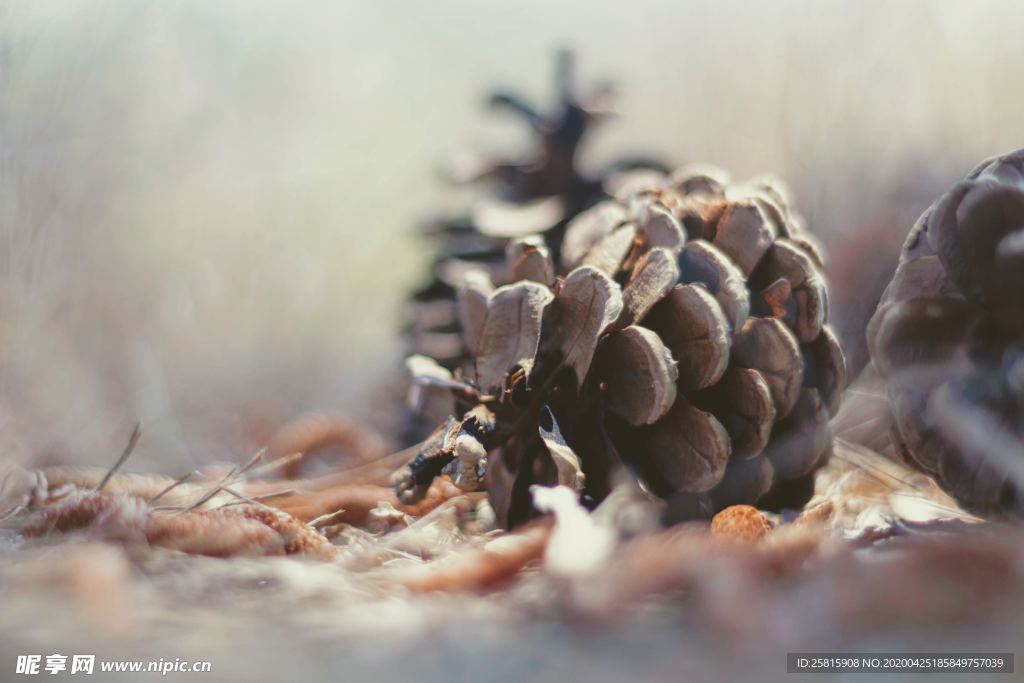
395,165 -> 846,528
867,149 -> 1024,516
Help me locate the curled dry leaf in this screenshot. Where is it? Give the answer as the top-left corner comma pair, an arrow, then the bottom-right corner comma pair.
598,325 -> 678,426
231,506 -> 336,560
146,510 -> 287,558
401,519 -> 552,593
475,281 -> 554,393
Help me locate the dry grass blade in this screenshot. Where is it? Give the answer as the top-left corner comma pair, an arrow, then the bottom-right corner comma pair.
218,487 -> 298,509
94,422 -> 142,492
182,465 -> 240,512
246,451 -> 304,479
147,470 -> 196,505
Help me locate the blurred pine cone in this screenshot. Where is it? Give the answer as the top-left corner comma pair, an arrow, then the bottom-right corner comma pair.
406,51 -> 664,373
868,149 -> 1024,516
396,165 -> 846,528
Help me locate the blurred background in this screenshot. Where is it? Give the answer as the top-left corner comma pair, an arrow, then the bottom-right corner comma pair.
2,0 -> 1023,473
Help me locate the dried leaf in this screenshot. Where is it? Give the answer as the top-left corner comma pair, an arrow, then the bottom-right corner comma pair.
643,284 -> 730,392
620,248 -> 680,326
539,266 -> 623,389
538,406 -> 585,491
402,519 -> 552,593
456,269 -> 494,355
645,396 -> 730,492
733,317 -> 804,419
475,281 -> 554,393
598,326 -> 678,426
561,200 -> 628,269
472,195 -> 566,238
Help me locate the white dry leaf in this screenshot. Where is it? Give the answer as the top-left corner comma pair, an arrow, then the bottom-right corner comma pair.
475,281 -> 554,393
532,485 -> 615,578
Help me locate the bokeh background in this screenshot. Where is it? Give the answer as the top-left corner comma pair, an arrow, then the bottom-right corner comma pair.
2,0 -> 1023,473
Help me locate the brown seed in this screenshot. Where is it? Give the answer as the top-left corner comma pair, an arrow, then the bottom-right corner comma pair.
710,504 -> 772,541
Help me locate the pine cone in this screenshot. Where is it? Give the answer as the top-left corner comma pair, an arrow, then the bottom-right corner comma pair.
406,51 -> 664,373
395,166 -> 846,528
868,149 -> 1024,516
